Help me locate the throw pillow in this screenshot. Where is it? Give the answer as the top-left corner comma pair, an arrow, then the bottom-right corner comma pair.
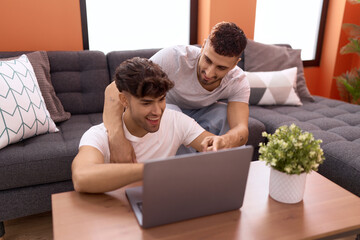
2,51 -> 71,122
244,40 -> 314,102
246,67 -> 302,106
0,55 -> 58,149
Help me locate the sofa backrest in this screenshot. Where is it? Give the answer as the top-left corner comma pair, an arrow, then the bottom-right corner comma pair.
107,47 -> 245,79
47,51 -> 110,115
107,48 -> 161,80
1,47 -> 246,116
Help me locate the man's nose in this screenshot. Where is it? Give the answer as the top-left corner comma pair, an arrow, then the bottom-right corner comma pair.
151,103 -> 162,115
205,65 -> 216,77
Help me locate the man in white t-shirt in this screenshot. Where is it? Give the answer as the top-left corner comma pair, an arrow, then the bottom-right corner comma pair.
103,21 -> 249,163
72,57 -> 228,193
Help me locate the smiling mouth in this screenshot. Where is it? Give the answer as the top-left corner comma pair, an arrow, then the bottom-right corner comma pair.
203,75 -> 211,81
146,116 -> 160,125
202,72 -> 214,81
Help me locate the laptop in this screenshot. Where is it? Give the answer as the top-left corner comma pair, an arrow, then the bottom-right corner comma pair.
125,145 -> 254,228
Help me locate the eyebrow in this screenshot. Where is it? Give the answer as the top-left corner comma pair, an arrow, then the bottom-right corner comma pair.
140,99 -> 153,103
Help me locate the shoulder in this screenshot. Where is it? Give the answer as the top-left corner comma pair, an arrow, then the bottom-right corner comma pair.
83,123 -> 107,137
80,123 -> 108,146
162,109 -> 196,124
151,45 -> 200,60
79,123 -> 110,161
223,66 -> 248,86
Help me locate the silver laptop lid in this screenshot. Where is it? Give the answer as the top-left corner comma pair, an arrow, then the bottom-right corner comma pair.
140,146 -> 253,228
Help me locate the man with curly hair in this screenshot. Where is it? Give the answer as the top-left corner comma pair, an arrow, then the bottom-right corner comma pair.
104,22 -> 249,163
72,57 -> 228,193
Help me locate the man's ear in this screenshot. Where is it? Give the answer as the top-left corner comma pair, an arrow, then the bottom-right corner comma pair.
234,57 -> 241,67
230,57 -> 242,70
201,39 -> 206,49
118,92 -> 129,108
200,39 -> 207,52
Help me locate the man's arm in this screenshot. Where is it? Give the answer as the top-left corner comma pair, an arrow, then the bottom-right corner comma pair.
71,146 -> 143,193
103,82 -> 136,163
189,131 -> 227,152
223,101 -> 249,147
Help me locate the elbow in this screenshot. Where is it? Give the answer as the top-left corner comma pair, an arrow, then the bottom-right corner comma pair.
72,170 -> 88,193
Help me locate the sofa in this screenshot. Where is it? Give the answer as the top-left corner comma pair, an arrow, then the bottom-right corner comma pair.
1,40 -> 359,237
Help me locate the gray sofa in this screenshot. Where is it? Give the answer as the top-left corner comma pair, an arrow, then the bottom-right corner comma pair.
1,42 -> 359,236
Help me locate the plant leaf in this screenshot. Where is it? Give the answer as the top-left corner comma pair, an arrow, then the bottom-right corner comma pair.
340,38 -> 360,55
342,23 -> 360,38
335,68 -> 360,102
347,0 -> 360,4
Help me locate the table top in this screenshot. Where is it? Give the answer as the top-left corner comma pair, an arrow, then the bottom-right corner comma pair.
52,161 -> 360,240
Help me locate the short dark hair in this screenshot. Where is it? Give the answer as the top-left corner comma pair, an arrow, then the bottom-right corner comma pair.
209,22 -> 247,57
114,57 -> 174,98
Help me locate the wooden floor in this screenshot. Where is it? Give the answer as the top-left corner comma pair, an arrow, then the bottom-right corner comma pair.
3,212 -> 53,240
1,211 -> 357,240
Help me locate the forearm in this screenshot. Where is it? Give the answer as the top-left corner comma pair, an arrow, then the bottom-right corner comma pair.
73,163 -> 144,193
222,124 -> 248,147
103,82 -> 136,163
103,82 -> 125,136
225,102 -> 249,147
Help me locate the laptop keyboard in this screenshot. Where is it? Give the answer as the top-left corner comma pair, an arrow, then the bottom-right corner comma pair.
137,202 -> 143,212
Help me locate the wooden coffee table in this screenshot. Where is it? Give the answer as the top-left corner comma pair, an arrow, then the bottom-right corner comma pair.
52,161 -> 360,240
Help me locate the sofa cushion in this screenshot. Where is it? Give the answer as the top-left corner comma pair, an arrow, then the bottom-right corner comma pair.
0,51 -> 71,123
246,67 -> 301,106
244,40 -> 314,102
47,51 -> 110,115
26,51 -> 71,122
251,97 -> 360,133
0,55 -> 58,149
251,96 -> 360,196
319,141 -> 360,196
0,113 -> 102,191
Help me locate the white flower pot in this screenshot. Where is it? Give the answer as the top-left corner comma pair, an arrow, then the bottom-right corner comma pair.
269,167 -> 307,204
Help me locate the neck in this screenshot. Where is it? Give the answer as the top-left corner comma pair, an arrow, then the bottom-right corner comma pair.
123,110 -> 148,137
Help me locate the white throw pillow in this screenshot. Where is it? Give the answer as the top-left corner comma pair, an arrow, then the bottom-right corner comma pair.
0,55 -> 58,149
246,67 -> 302,106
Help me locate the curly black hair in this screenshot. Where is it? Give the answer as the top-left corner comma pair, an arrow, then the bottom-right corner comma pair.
114,57 -> 174,98
209,22 -> 247,57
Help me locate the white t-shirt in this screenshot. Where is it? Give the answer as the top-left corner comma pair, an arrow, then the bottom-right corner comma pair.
150,45 -> 250,109
79,109 -> 205,163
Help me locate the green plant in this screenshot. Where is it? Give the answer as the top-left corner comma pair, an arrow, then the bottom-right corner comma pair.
259,124 -> 325,175
335,1 -> 360,104
335,68 -> 360,103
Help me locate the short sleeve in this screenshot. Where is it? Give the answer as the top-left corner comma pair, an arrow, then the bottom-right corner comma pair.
171,110 -> 205,146
227,68 -> 250,103
79,123 -> 110,162
150,47 -> 177,77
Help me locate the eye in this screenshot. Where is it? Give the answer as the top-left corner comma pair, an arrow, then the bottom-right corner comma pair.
218,66 -> 227,71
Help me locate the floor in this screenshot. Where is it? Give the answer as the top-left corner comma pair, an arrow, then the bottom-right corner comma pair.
1,211 -> 358,240
2,212 -> 53,240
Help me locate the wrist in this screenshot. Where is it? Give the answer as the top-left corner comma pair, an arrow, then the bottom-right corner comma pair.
107,126 -> 125,141
222,132 -> 241,148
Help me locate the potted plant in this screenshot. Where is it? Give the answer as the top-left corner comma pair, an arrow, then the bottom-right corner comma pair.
335,0 -> 360,104
259,124 -> 325,204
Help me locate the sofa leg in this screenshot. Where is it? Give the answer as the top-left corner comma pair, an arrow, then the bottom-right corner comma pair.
0,221 -> 4,238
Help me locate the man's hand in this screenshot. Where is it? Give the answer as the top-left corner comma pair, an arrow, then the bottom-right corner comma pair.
103,82 -> 136,163
200,135 -> 228,152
